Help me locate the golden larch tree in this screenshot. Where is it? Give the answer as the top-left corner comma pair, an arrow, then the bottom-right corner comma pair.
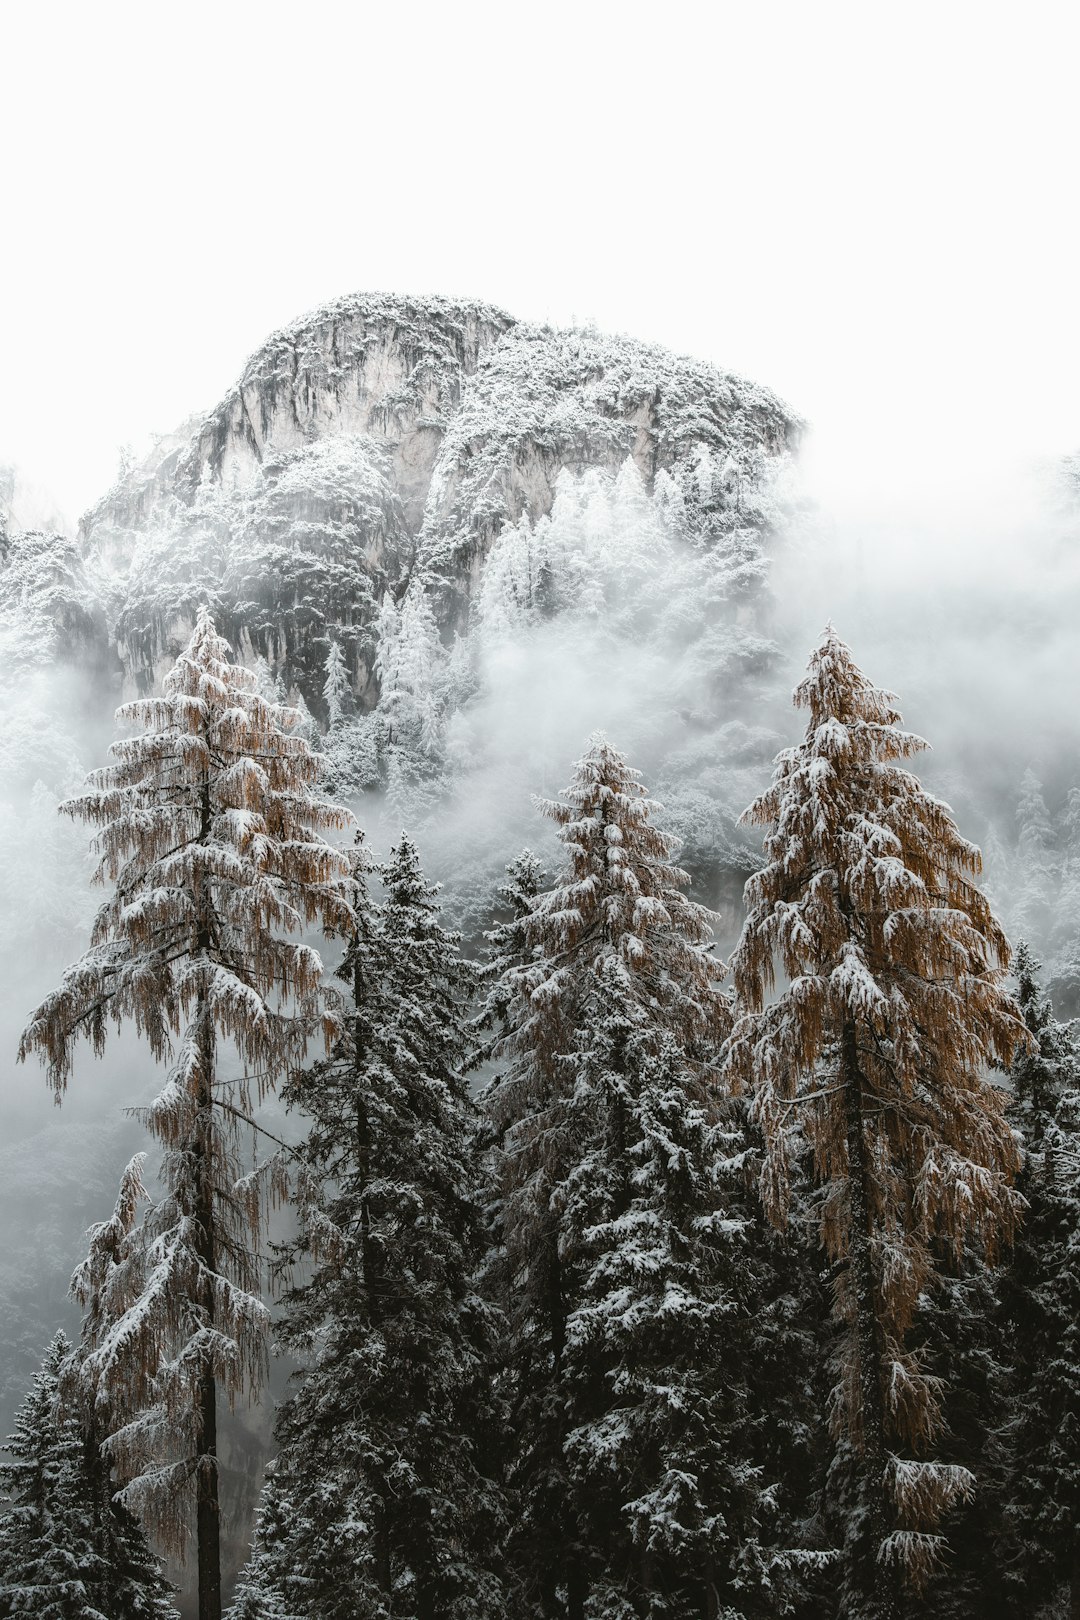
19,607 -> 352,1620
724,627 -> 1025,1620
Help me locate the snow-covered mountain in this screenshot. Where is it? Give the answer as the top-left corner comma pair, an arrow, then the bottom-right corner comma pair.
69,291 -> 799,696
8,291 -> 1078,978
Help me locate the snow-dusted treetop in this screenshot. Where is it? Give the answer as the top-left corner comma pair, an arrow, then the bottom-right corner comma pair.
20,605 -> 353,1094
726,625 -> 1027,1597
729,623 -> 1024,1240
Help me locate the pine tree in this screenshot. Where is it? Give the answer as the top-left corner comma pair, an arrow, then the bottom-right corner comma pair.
321,639 -> 350,730
559,979 -> 797,1620
471,848 -> 546,1066
0,1332 -> 177,1620
233,835 -> 508,1620
725,628 -> 1025,1619
222,1476 -> 293,1620
288,687 -> 320,748
374,587 -> 444,761
1013,768 -> 1057,951
904,1255 -> 1013,1620
476,515 -> 552,638
251,655 -> 283,705
485,735 -> 763,1618
18,607 -> 352,1620
318,637 -> 384,802
999,944 -> 1080,1618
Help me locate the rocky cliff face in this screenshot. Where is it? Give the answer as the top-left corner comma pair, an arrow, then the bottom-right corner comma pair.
0,526 -> 109,676
82,294 -> 517,549
416,321 -> 798,622
72,292 -> 800,697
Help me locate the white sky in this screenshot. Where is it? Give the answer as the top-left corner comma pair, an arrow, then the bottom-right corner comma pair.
2,0 -> 1078,525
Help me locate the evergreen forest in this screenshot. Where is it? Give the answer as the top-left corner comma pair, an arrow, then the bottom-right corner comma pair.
3,294 -> 1080,1620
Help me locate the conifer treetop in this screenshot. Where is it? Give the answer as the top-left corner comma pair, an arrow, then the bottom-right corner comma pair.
321,638 -> 349,730
732,626 -> 1021,1139
727,626 -> 1025,1415
520,733 -> 725,1052
0,1329 -> 178,1619
20,605 -> 354,1096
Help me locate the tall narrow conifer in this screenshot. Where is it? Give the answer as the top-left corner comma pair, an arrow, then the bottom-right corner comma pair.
725,628 -> 1025,1618
0,1332 -> 177,1620
18,607 -> 352,1620
484,736 -> 780,1617
999,945 -> 1080,1618
232,835 -> 507,1620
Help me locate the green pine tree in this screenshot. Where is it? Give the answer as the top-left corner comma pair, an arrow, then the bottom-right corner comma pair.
0,1332 -> 177,1620
484,735 -> 802,1618
231,836 -> 508,1620
999,944 -> 1080,1618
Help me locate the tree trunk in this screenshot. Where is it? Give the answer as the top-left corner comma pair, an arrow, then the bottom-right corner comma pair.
704,1549 -> 719,1620
548,1223 -> 566,1377
195,1362 -> 221,1620
193,775 -> 222,1620
351,946 -> 394,1610
566,1557 -> 587,1620
1070,1549 -> 1080,1620
194,1005 -> 221,1620
351,948 -> 379,1326
842,1020 -> 896,1620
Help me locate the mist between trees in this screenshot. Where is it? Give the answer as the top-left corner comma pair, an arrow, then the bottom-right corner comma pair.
0,586 -> 1075,1620
3,443 -> 1080,1618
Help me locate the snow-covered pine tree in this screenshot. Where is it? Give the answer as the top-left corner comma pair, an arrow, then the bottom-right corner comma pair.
471,848 -> 546,1068
57,1165 -> 188,1620
902,1255 -> 1013,1620
321,638 -> 350,730
221,1477 -> 293,1620
288,687 -> 320,748
559,974 -> 800,1620
0,1331 -> 177,1620
1013,768 -> 1057,953
725,627 -> 1025,1619
475,515 -> 552,638
374,587 -> 444,761
0,1330 -> 109,1620
485,735 -> 765,1618
233,834 -> 508,1620
18,607 -> 352,1620
251,655 -> 283,706
998,944 -> 1080,1619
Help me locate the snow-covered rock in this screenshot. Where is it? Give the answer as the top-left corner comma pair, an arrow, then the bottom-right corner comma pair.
75,292 -> 800,695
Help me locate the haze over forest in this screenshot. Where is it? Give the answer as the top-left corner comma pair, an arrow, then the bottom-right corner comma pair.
3,7 -> 1080,1619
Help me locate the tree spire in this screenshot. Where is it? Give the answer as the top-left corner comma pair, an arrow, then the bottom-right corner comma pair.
726,626 -> 1025,1613
19,610 -> 353,1620
482,735 -> 738,1615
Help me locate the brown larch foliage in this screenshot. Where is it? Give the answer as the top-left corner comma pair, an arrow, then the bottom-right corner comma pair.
18,607 -> 352,1620
724,627 -> 1026,1612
